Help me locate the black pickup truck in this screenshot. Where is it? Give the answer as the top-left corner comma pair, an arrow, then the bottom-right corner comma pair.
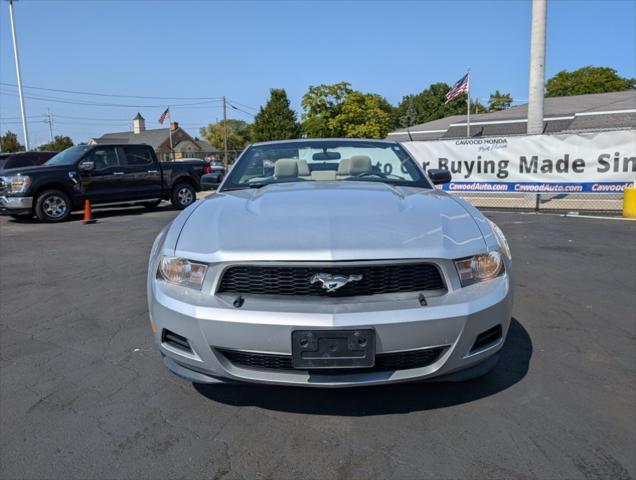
0,144 -> 206,222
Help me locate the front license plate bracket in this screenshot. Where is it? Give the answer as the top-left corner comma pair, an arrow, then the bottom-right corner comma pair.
291,329 -> 375,369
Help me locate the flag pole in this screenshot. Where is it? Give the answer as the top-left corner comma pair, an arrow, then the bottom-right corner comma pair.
167,107 -> 174,161
466,67 -> 471,138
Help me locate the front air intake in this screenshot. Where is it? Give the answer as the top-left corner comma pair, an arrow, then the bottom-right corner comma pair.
471,325 -> 502,353
161,329 -> 192,353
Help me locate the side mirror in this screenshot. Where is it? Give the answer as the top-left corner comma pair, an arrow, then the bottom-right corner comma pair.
78,160 -> 95,172
427,168 -> 452,185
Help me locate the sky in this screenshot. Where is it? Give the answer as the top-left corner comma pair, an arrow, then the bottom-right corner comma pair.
0,0 -> 635,147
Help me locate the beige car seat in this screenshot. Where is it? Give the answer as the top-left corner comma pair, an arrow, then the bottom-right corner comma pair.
336,158 -> 351,178
297,159 -> 311,179
348,155 -> 372,176
274,159 -> 299,179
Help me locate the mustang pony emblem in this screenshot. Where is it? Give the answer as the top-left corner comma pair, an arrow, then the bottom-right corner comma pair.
310,273 -> 363,292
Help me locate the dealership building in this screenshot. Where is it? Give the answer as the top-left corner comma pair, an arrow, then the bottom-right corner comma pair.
388,90 -> 635,141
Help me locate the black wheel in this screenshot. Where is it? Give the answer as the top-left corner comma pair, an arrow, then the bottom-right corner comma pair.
35,189 -> 72,222
143,199 -> 162,210
170,183 -> 196,210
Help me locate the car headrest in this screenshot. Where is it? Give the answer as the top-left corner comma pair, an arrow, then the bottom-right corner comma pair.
274,159 -> 299,178
349,155 -> 372,175
336,158 -> 351,175
297,159 -> 310,176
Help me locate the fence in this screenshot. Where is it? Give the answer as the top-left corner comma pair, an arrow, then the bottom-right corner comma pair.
402,129 -> 635,214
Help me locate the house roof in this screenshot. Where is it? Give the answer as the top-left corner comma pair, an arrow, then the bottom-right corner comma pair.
133,112 -> 144,121
388,90 -> 636,141
93,128 -> 173,149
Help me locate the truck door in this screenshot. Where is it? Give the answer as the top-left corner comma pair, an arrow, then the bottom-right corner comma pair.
78,146 -> 127,204
121,146 -> 162,200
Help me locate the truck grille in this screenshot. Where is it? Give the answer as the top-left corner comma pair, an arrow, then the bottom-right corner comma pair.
217,346 -> 446,373
217,263 -> 445,297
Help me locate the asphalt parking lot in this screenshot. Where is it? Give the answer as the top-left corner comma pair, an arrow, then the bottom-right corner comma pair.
1,204 -> 634,480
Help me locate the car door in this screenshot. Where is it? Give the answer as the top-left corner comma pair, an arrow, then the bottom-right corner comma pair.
78,146 -> 127,204
121,146 -> 162,200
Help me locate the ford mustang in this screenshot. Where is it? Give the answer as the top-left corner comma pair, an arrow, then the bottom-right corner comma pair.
147,138 -> 513,387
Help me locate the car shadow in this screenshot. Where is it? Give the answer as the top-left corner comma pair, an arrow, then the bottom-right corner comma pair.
194,318 -> 532,416
5,203 -> 176,224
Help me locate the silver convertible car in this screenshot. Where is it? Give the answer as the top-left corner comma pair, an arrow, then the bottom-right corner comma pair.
147,139 -> 513,387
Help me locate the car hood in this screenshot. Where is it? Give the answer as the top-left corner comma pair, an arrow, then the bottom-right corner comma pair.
0,164 -> 68,175
174,182 -> 487,262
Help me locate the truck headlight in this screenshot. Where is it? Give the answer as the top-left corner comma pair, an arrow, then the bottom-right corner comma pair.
157,256 -> 208,290
455,251 -> 504,287
1,175 -> 31,194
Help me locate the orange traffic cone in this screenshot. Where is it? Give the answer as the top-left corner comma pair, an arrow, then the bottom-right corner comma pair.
83,199 -> 96,224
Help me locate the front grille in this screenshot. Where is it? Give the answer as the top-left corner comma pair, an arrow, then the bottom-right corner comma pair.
217,346 -> 445,373
217,263 -> 445,297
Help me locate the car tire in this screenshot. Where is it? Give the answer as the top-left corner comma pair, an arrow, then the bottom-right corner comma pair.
35,189 -> 72,223
171,183 -> 196,210
143,199 -> 162,210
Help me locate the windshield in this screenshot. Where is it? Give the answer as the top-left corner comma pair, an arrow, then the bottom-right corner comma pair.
45,145 -> 93,166
222,140 -> 430,190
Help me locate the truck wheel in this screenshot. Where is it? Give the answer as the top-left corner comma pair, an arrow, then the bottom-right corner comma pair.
171,183 -> 196,210
35,189 -> 72,222
143,200 -> 162,210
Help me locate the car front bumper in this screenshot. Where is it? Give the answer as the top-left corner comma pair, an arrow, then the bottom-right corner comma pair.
0,196 -> 33,215
149,273 -> 513,387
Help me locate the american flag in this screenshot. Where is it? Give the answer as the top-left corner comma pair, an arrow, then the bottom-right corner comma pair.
444,73 -> 469,104
158,107 -> 169,125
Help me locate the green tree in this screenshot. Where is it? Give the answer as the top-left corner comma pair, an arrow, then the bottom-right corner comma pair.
252,88 -> 300,142
329,92 -> 393,138
300,82 -> 395,138
395,83 -> 469,127
38,135 -> 74,152
200,119 -> 252,151
488,90 -> 513,111
0,131 -> 24,152
546,66 -> 635,97
300,82 -> 353,137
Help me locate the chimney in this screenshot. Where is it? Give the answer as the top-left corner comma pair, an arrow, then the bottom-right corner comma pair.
170,121 -> 179,131
133,112 -> 145,134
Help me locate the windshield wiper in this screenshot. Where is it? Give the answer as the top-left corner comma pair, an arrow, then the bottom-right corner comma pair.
222,183 -> 269,192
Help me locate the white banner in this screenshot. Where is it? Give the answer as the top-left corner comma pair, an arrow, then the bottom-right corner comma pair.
402,130 -> 636,193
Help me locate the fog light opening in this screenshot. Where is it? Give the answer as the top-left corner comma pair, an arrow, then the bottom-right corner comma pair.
161,329 -> 192,353
470,325 -> 503,353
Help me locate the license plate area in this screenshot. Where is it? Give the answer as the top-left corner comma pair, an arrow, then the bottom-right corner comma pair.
291,329 -> 375,369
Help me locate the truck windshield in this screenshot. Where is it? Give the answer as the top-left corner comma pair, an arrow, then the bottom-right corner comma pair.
45,146 -> 93,166
222,140 -> 431,190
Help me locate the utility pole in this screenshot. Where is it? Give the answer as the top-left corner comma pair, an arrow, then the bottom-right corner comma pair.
222,96 -> 229,169
46,108 -> 53,142
527,0 -> 547,135
8,0 -> 30,150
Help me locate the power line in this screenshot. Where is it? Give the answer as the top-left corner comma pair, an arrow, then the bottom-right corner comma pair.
0,90 -> 222,108
0,82 -> 222,101
227,99 -> 259,111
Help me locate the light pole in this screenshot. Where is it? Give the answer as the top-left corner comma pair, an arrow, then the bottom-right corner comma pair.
8,0 -> 30,150
527,0 -> 547,135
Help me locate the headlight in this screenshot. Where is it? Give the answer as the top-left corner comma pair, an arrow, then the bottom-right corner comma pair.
1,175 -> 31,194
157,256 -> 208,290
488,219 -> 511,259
455,251 -> 504,287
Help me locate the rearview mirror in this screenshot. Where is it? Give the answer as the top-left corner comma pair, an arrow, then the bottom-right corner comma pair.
427,168 -> 452,185
78,160 -> 95,172
312,151 -> 341,161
